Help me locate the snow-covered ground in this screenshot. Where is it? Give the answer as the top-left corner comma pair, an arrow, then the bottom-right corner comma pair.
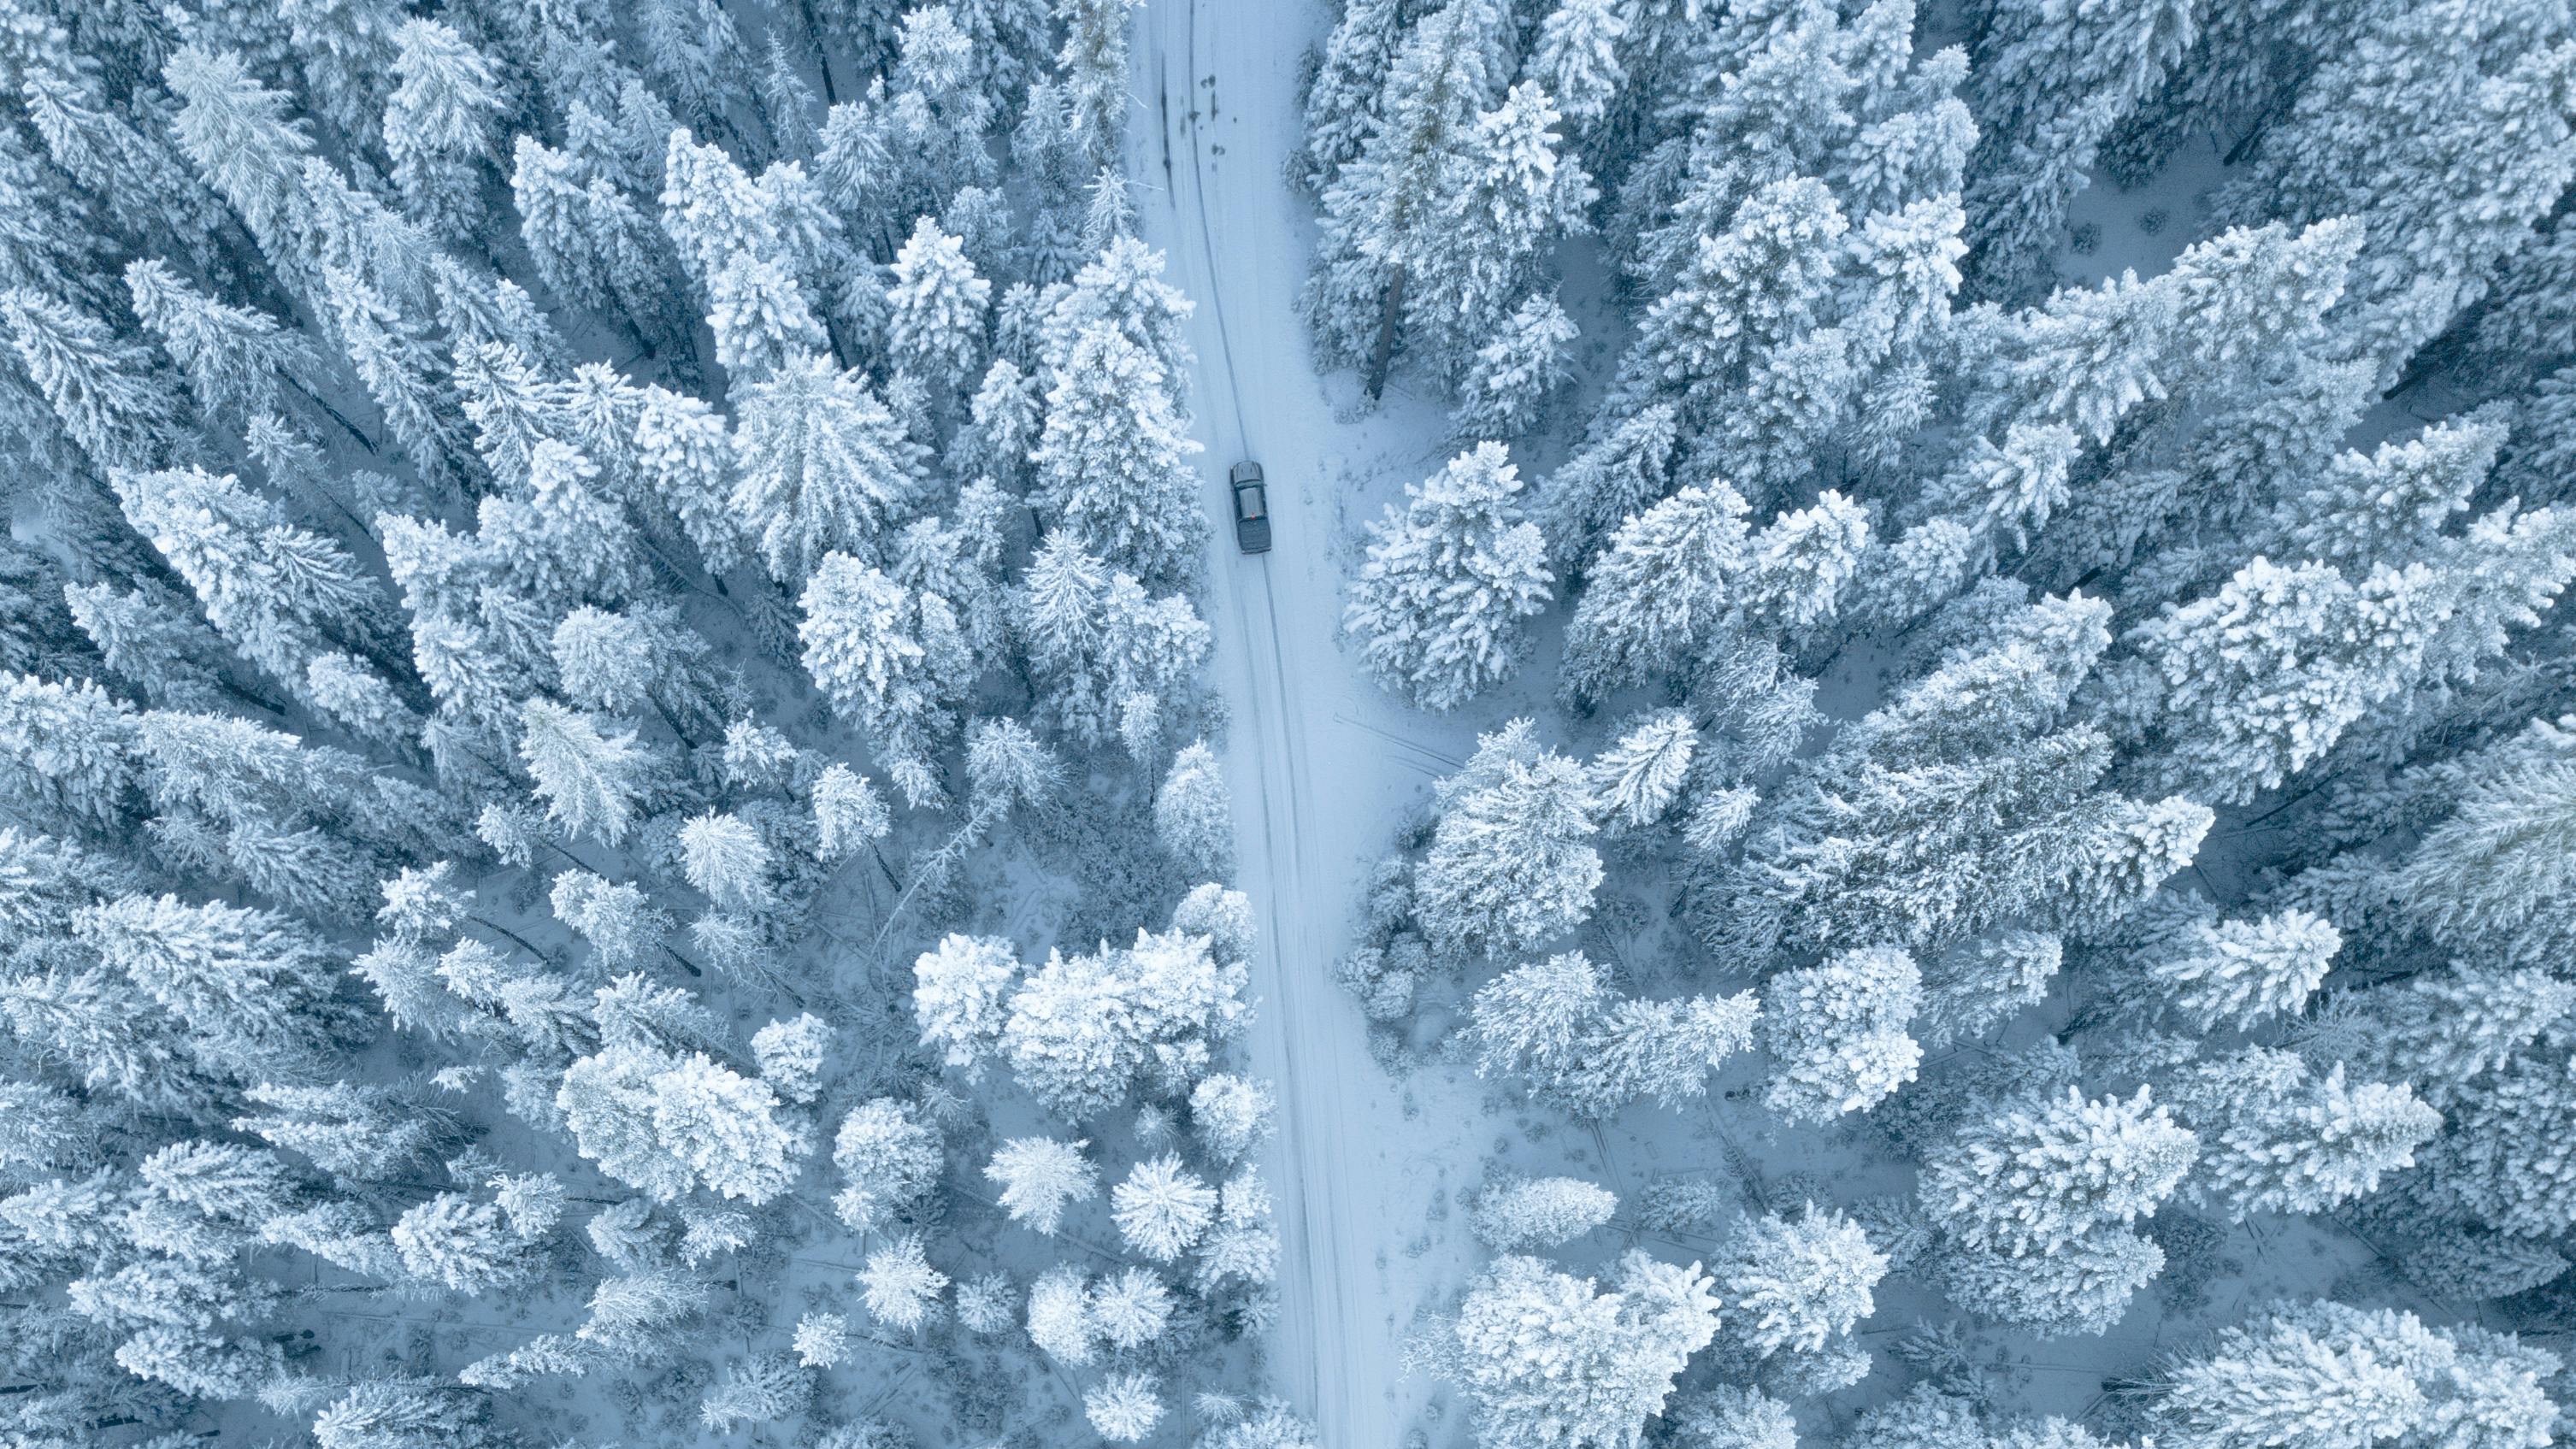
1129,3 -> 1498,1441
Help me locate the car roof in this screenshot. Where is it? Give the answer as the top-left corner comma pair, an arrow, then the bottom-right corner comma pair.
1231,461 -> 1263,482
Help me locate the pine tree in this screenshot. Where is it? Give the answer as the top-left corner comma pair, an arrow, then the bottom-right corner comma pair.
2216,5 -> 2576,379
1734,490 -> 1872,638
2390,721 -> 2576,967
1029,322 -> 1205,585
383,19 -> 506,241
1537,401 -> 1683,563
1056,0 -> 1140,171
1452,290 -> 1582,441
2108,557 -> 2444,803
1087,1372 -> 1165,1443
1468,951 -> 1759,1116
1000,921 -> 1247,1119
74,892 -> 352,1076
2195,1062 -> 2440,1220
1919,930 -> 2062,1047
1189,1073 -> 1276,1162
1559,482 -> 1752,704
833,1098 -> 944,1230
1403,81 -> 1597,374
123,260 -> 314,429
634,384 -> 746,574
1959,0 -> 2202,300
1027,1263 -> 1097,1363
800,551 -> 968,783
1588,711 -> 1698,833
1114,1154 -> 1217,1262
163,45 -> 319,279
648,1051 -> 812,1204
912,934 -> 1021,1078
732,351 -> 923,581
1617,176 -> 1847,435
1760,947 -> 1924,1123
1530,0 -> 1630,133
1,286 -> 186,472
2327,960 -> 2576,1111
1713,1206 -> 1888,1364
1298,0 -> 1405,193
987,1135 -> 1098,1234
517,699 -> 655,846
1155,741 -> 1235,876
390,1187 -> 549,1294
1919,1087 -> 2198,1257
1345,445 -> 1553,712
2151,1300 -> 2561,1449
2426,1033 -> 2576,1240
886,216 -> 992,388
1417,720 -> 1600,959
310,1381 -> 508,1449
1303,0 -> 1509,370
2147,909 -> 2340,1031
237,1081 -> 452,1177
1471,1175 -> 1619,1251
1444,1252 -> 1720,1449
1091,1265 -> 1174,1351
679,811 -> 778,915
859,1234 -> 949,1331
1939,1224 -> 2166,1339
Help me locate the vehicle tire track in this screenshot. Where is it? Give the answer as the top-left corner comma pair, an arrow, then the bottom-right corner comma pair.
1135,3 -> 1447,1442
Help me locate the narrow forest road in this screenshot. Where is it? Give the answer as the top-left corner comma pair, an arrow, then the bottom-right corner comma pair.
1128,4 -> 1491,1446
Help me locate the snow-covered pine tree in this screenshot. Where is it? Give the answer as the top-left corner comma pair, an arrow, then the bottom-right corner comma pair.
1345,444 -> 1553,713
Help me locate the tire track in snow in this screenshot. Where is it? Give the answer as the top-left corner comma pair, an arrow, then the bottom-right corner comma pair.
1134,3 -> 1485,1442
1146,0 -> 1363,1436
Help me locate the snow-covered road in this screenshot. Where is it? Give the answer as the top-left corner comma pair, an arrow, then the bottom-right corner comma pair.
1128,3 -> 1493,1444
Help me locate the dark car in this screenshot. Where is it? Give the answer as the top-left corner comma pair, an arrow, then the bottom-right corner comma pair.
1229,461 -> 1272,553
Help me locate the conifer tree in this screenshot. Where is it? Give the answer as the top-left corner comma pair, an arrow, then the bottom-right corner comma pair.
518,698 -> 655,847
1588,711 -> 1698,833
1960,0 -> 2202,299
1345,445 -> 1553,712
800,552 -> 969,783
1559,482 -> 1752,704
1,287 -> 186,473
988,1135 -> 1098,1235
1056,0 -> 1141,172
1401,82 -> 1596,374
1530,0 -> 1630,133
1712,1206 -> 1888,1371
2150,1300 -> 2560,1449
1417,720 -> 1600,959
2192,1061 -> 2440,1220
384,19 -> 508,241
886,217 -> 992,388
1471,1175 -> 1618,1251
1029,322 -> 1205,586
1304,0 -> 1510,371
1452,291 -> 1581,441
1155,741 -> 1235,876
2147,909 -> 2340,1031
2107,557 -> 2444,803
1920,1085 -> 2197,1258
1760,947 -> 1924,1122
1442,1252 -> 1719,1449
733,351 -> 923,581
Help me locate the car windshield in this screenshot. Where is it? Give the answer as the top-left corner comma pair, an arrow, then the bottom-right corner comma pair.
1237,487 -> 1264,521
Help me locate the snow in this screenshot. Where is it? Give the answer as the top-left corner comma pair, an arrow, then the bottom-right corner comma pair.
1130,3 -> 1504,1440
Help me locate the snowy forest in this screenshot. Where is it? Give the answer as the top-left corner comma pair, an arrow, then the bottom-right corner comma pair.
1298,0 -> 2576,1445
0,0 -> 1295,1445
0,0 -> 2573,1445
